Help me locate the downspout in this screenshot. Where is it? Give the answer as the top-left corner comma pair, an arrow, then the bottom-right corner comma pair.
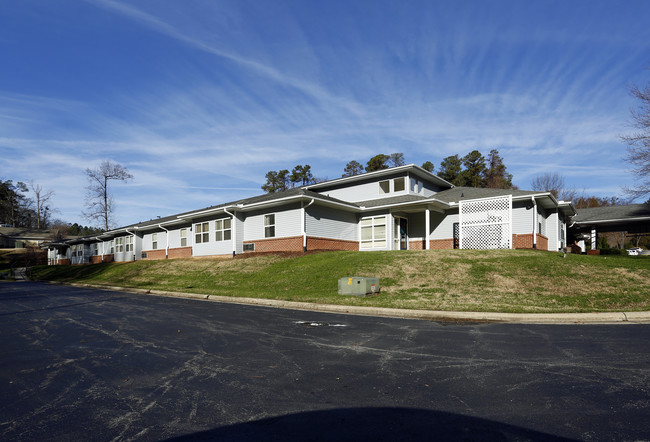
158,224 -> 170,259
223,207 -> 237,257
94,237 -> 104,263
531,196 -> 537,249
126,228 -> 136,261
302,199 -> 315,252
425,207 -> 430,250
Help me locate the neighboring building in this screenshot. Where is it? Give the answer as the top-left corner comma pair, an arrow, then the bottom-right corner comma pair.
45,164 -> 577,265
0,227 -> 52,249
570,204 -> 650,252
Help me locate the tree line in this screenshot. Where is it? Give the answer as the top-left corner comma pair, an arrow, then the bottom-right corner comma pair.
1,179 -> 55,229
1,160 -> 132,236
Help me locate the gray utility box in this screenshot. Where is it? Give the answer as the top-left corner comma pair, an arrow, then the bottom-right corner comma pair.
338,277 -> 380,296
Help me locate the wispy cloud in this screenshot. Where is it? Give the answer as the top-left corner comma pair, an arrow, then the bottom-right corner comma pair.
2,0 -> 649,225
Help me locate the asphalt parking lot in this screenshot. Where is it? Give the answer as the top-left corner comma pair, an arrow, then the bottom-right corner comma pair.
1,282 -> 649,441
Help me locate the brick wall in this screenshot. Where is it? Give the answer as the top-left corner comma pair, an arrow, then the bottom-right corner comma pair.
429,239 -> 454,250
87,254 -> 114,264
244,236 -> 303,253
409,240 -> 425,250
536,234 -> 548,251
512,233 -> 533,249
168,247 -> 192,259
143,249 -> 167,260
57,258 -> 71,265
306,236 -> 358,251
512,234 -> 549,251
141,247 -> 193,260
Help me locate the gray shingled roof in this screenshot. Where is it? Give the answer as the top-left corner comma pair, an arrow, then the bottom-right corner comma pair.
118,188 -> 356,231
572,204 -> 650,224
432,187 -> 545,203
0,227 -> 52,239
355,195 -> 429,208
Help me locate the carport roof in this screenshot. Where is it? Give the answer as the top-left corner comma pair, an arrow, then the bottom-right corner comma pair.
572,204 -> 650,225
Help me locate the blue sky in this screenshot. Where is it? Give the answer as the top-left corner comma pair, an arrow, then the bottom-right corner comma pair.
2,0 -> 649,228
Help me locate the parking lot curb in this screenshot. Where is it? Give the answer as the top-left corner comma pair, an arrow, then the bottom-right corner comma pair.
55,282 -> 650,324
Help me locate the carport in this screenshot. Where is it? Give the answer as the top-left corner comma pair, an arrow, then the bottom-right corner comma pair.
570,204 -> 650,252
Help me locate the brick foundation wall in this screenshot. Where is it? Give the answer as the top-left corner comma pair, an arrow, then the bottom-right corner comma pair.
409,240 -> 425,250
57,258 -> 71,265
141,247 -> 193,260
306,236 -> 358,251
89,254 -> 114,264
587,249 -> 601,255
168,247 -> 193,259
143,249 -> 167,260
512,234 -> 533,249
512,234 -> 549,251
244,236 -> 303,253
429,239 -> 454,250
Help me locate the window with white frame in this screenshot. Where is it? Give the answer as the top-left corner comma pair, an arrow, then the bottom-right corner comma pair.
360,215 -> 387,249
393,177 -> 405,192
215,218 -> 232,241
110,240 -> 114,254
152,233 -> 158,250
125,236 -> 133,252
180,228 -> 187,247
379,180 -> 390,194
116,237 -> 124,253
194,222 -> 209,243
264,214 -> 275,238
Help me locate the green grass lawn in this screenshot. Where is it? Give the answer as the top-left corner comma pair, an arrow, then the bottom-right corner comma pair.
29,249 -> 650,313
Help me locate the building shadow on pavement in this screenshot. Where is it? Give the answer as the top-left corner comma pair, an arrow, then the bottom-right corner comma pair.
164,407 -> 577,441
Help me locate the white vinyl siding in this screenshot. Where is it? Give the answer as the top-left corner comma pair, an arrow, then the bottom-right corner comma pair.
511,202 -> 533,235
305,205 -> 358,241
430,210 -> 458,240
192,216 -> 234,257
243,205 -> 302,242
143,231 -> 168,251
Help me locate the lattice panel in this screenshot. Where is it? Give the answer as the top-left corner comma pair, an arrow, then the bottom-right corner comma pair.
459,195 -> 512,249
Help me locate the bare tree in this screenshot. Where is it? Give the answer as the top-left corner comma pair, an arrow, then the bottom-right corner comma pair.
83,160 -> 133,230
29,181 -> 55,229
621,81 -> 650,200
530,172 -> 575,200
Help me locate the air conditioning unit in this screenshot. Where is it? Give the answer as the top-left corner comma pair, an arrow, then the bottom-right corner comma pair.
338,277 -> 380,296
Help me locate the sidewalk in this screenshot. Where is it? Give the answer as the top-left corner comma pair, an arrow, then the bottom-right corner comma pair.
61,282 -> 650,324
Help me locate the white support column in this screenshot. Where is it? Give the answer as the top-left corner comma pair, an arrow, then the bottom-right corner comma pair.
532,197 -> 537,249
591,227 -> 597,250
425,207 -> 430,250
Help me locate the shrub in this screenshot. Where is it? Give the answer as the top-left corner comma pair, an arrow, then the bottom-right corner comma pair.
599,248 -> 626,256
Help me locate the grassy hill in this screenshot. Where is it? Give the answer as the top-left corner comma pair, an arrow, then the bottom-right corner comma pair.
29,249 -> 650,313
